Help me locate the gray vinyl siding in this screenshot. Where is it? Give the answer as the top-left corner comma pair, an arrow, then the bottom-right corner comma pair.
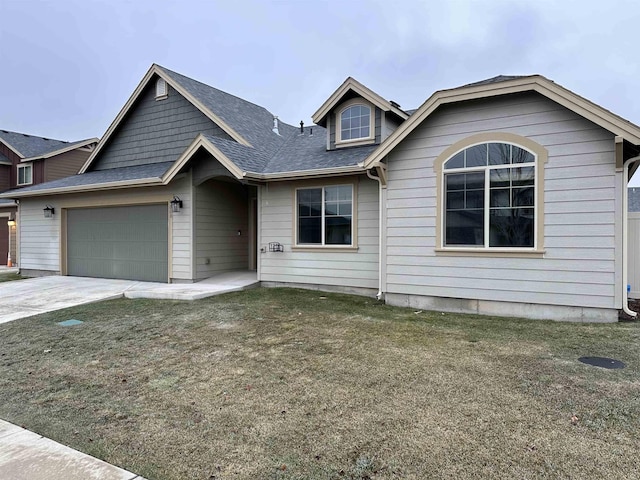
194,179 -> 249,279
92,80 -> 232,171
375,107 -> 382,143
384,113 -> 403,141
259,175 -> 379,289
329,112 -> 336,150
44,150 -> 91,181
18,175 -> 193,280
385,92 -> 618,310
191,152 -> 236,184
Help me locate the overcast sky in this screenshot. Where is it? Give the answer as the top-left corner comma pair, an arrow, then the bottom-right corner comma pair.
1,1 -> 639,168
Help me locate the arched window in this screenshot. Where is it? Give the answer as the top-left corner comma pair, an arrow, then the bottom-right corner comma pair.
339,104 -> 372,142
436,134 -> 547,251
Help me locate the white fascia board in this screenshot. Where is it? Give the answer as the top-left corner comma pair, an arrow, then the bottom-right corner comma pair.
0,178 -> 163,199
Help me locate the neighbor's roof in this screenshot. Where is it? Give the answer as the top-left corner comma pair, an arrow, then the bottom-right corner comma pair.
0,130 -> 97,160
0,151 -> 10,165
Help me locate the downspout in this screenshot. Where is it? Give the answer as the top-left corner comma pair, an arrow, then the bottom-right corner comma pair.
623,154 -> 640,317
367,167 -> 384,300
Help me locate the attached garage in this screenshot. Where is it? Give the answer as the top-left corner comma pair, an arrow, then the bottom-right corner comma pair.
66,204 -> 168,282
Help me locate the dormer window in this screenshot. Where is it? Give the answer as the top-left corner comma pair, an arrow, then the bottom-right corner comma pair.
155,78 -> 168,100
337,100 -> 374,146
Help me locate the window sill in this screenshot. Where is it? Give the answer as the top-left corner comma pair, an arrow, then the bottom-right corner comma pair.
435,248 -> 545,258
291,246 -> 359,252
16,183 -> 32,187
335,138 -> 375,148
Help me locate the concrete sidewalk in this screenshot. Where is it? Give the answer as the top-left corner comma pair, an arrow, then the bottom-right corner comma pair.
0,271 -> 258,324
0,419 -> 145,480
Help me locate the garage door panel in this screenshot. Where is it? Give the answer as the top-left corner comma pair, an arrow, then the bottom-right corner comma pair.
67,205 -> 168,282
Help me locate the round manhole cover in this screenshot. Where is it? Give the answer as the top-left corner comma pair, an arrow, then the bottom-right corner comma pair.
578,356 -> 625,369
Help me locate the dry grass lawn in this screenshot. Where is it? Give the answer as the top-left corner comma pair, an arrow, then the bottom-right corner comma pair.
0,272 -> 23,283
0,288 -> 639,479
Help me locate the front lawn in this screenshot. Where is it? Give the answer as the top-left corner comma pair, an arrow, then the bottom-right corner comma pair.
0,288 -> 638,479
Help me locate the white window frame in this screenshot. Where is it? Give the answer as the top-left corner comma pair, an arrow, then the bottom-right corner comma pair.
443,144 -> 536,249
17,163 -> 33,186
336,99 -> 375,147
295,184 -> 355,248
434,133 -> 548,256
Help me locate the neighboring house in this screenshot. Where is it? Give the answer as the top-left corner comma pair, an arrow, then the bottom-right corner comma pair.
627,187 -> 640,298
0,130 -> 98,266
3,64 -> 640,322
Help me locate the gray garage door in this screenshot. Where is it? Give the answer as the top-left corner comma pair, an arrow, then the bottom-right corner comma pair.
67,204 -> 168,282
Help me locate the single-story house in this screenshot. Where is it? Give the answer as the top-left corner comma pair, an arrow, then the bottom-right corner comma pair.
0,130 -> 98,266
3,64 -> 640,322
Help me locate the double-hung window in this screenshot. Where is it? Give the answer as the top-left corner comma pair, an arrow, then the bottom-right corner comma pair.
17,163 -> 33,186
297,185 -> 353,246
443,142 -> 536,248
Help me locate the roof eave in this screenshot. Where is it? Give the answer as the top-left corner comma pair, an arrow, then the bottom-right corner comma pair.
161,134 -> 245,184
363,75 -> 640,169
244,164 -> 365,181
0,177 -> 163,199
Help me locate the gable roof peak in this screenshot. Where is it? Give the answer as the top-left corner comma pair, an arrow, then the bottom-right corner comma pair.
312,76 -> 409,127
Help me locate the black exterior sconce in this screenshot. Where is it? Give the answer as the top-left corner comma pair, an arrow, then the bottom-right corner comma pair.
170,196 -> 183,213
43,205 -> 55,218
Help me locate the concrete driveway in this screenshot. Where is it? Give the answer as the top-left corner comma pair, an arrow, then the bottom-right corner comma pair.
0,276 -> 140,324
0,272 -> 259,324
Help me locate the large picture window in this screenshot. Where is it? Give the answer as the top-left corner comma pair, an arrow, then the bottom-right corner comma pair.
443,142 -> 536,248
297,185 -> 353,246
17,164 -> 33,186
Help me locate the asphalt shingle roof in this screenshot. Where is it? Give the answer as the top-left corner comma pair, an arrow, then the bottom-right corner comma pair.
158,66 -> 298,172
158,66 -> 376,176
0,130 -> 89,158
263,126 -> 378,174
460,75 -> 530,88
9,66 -> 407,195
1,162 -> 173,196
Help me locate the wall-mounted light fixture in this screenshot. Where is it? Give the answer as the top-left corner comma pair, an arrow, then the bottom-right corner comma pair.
7,215 -> 15,227
170,196 -> 183,213
43,205 -> 55,218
